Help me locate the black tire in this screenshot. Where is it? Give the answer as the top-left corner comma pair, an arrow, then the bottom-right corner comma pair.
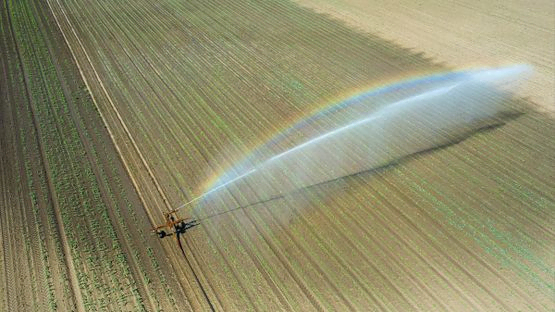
158,230 -> 166,238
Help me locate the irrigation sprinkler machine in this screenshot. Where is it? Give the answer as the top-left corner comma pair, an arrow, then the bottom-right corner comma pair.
152,64 -> 531,241
152,208 -> 198,239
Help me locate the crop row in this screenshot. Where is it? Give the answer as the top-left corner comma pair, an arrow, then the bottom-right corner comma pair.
1,0 -> 184,310
186,111 -> 554,310
46,0 -> 555,309
1,1 -> 60,309
50,0 -> 443,212
38,0 -> 186,309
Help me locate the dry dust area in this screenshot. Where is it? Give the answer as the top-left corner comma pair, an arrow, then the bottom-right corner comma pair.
294,0 -> 555,113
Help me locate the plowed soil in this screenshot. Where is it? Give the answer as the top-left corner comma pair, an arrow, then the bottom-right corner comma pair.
294,0 -> 555,113
2,0 -> 554,311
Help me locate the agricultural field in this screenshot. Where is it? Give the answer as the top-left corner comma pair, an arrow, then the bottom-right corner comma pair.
1,0 -> 554,311
294,0 -> 555,114
0,0 -> 194,310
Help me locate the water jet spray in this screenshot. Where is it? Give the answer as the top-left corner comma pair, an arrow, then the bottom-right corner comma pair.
173,65 -> 531,221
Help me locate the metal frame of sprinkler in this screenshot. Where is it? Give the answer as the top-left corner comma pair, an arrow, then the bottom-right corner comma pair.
151,208 -> 198,239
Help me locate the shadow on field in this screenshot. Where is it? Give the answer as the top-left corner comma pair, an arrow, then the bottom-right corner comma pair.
196,97 -> 531,222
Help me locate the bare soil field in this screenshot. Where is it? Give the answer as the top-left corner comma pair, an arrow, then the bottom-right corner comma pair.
2,0 -> 554,311
294,0 -> 555,114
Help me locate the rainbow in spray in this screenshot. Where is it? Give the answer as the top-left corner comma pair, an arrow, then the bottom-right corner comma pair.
179,64 -> 531,212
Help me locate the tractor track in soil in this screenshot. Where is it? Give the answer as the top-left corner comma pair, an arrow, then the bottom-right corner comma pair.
45,0 -> 214,309
2,15 -> 76,307
0,22 -> 14,309
2,1 -> 85,310
2,10 -> 74,306
5,55 -> 48,312
2,0 -> 85,310
46,0 -> 172,217
0,152 -> 16,312
32,2 -> 158,310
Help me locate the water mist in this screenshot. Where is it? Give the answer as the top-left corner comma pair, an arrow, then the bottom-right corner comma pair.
187,65 -> 531,218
